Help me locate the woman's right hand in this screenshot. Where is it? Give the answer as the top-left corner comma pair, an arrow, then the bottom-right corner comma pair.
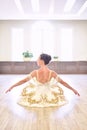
5,86 -> 13,93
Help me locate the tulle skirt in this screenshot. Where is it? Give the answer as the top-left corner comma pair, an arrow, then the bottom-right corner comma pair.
18,78 -> 67,107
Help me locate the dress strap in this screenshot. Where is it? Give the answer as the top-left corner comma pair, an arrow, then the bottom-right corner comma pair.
48,70 -> 52,80
27,74 -> 32,80
36,70 -> 38,79
55,75 -> 59,82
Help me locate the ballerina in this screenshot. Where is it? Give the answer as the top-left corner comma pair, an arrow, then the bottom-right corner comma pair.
5,53 -> 80,107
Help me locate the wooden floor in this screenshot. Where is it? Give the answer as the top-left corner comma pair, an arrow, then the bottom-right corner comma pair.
0,74 -> 87,130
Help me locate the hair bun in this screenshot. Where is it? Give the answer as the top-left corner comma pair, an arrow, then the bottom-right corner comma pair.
40,53 -> 52,65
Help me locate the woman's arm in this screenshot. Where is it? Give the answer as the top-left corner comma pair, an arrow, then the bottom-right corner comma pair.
58,77 -> 80,96
52,71 -> 80,96
5,70 -> 36,93
5,76 -> 29,93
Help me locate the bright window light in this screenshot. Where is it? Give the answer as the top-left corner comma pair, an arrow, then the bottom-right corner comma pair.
31,0 -> 39,12
30,21 -> 55,60
11,28 -> 24,61
49,0 -> 54,14
77,1 -> 87,15
64,0 -> 76,12
60,28 -> 73,61
14,0 -> 24,14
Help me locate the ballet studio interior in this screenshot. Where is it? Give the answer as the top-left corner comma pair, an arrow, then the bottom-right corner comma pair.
0,0 -> 87,130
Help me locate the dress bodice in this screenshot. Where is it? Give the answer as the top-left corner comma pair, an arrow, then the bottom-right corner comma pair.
30,77 -> 58,86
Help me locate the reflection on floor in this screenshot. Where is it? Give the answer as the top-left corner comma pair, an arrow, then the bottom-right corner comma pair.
0,74 -> 87,130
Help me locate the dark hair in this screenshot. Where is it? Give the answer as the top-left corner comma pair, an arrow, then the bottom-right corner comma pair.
40,53 -> 51,65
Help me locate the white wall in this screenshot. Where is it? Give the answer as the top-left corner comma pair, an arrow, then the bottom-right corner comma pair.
0,20 -> 87,61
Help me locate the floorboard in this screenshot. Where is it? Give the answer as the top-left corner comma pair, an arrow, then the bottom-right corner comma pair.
0,74 -> 87,130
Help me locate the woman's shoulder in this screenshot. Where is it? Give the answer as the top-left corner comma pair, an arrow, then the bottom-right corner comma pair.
30,69 -> 38,77
49,69 -> 57,74
50,70 -> 58,78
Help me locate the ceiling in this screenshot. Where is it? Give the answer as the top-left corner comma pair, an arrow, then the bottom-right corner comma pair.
0,0 -> 87,20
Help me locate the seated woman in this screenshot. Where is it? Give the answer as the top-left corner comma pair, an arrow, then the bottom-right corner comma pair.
5,53 -> 80,107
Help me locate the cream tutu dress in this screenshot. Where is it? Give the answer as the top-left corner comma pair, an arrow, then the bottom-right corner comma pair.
18,72 -> 67,107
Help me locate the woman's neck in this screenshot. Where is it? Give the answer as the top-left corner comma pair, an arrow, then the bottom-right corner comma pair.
39,65 -> 48,71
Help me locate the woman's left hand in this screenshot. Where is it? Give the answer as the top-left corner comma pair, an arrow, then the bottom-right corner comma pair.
73,89 -> 80,96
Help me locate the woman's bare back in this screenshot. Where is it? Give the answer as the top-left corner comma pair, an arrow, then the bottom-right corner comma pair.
36,69 -> 52,83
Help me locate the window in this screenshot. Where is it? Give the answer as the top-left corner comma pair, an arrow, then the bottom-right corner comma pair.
60,28 -> 73,61
30,21 -> 55,60
11,28 -> 24,61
